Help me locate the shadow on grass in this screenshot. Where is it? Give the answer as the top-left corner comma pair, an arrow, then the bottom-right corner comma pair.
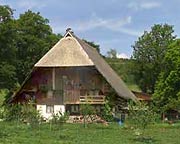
132,136 -> 157,144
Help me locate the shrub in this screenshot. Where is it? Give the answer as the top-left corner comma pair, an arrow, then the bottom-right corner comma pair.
50,111 -> 69,125
80,104 -> 96,128
2,102 -> 42,127
100,102 -> 113,122
126,101 -> 158,138
20,103 -> 42,127
0,89 -> 9,106
49,111 -> 69,130
3,103 -> 22,122
0,106 -> 4,120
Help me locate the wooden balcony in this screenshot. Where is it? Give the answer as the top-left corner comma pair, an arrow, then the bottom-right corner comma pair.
64,89 -> 105,104
79,95 -> 105,104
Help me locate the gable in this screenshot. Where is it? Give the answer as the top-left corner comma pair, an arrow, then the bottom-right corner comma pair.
35,36 -> 94,67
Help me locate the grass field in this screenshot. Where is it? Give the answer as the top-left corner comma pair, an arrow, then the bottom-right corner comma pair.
0,90 -> 179,144
0,122 -> 180,144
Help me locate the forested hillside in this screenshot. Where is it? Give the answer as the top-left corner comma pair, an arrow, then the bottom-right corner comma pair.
106,58 -> 140,92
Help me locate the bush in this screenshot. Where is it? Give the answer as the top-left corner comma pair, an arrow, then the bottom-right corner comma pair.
50,111 -> 69,125
0,106 -> 4,120
2,102 -> 42,127
49,111 -> 69,130
0,89 -> 9,106
100,102 -> 113,122
80,104 -> 96,128
3,103 -> 22,122
126,101 -> 158,138
20,103 -> 42,127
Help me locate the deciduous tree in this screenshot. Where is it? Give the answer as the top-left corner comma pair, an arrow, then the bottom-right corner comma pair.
16,10 -> 61,83
0,5 -> 17,89
0,6 -> 62,89
107,48 -> 117,58
153,39 -> 180,112
132,24 -> 176,94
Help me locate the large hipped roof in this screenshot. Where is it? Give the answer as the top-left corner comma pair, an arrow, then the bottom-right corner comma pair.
35,30 -> 137,101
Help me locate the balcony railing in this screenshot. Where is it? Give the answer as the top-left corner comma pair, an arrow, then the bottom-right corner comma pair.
64,89 -> 105,104
80,95 -> 105,104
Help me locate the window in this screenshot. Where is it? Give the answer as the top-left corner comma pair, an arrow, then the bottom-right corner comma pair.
47,90 -> 53,98
71,105 -> 79,113
46,105 -> 54,113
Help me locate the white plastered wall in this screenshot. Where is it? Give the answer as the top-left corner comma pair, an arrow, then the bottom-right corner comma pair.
37,105 -> 65,120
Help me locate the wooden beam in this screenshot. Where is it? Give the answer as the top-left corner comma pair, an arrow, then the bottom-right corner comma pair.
52,67 -> 55,90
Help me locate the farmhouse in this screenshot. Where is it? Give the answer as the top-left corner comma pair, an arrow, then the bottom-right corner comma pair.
10,28 -> 137,119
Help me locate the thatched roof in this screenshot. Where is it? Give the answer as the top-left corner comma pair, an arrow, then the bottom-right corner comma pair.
35,29 -> 137,101
35,32 -> 94,67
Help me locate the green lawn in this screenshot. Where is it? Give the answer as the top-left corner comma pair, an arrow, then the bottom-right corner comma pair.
0,122 -> 180,144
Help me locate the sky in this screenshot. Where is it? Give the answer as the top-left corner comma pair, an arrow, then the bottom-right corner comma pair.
0,0 -> 180,58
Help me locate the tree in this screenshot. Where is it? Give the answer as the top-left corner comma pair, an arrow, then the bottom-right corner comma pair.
0,5 -> 17,89
127,101 -> 158,141
0,5 -> 16,64
15,10 -> 61,83
80,104 -> 96,128
132,24 -> 176,94
0,63 -> 17,89
107,48 -> 117,58
153,39 -> 180,113
0,6 -> 62,90
0,5 -> 13,23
